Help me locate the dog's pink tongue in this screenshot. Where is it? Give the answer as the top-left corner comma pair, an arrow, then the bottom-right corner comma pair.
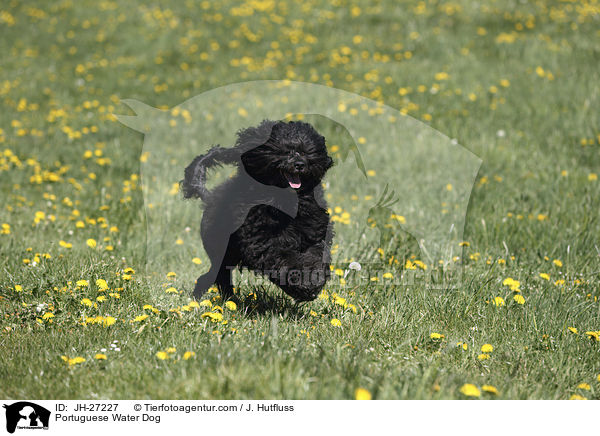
286,172 -> 301,189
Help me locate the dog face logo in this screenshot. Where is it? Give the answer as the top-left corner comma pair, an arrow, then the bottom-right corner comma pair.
3,402 -> 50,433
117,80 -> 481,293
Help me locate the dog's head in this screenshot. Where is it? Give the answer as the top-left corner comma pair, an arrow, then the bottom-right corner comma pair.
240,120 -> 333,191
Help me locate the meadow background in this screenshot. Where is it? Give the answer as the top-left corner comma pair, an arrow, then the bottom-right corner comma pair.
1,0 -> 599,400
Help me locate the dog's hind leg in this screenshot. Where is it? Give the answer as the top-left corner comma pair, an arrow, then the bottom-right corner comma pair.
215,264 -> 234,301
193,253 -> 237,301
193,270 -> 217,300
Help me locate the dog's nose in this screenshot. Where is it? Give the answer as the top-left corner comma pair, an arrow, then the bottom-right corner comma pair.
294,161 -> 305,171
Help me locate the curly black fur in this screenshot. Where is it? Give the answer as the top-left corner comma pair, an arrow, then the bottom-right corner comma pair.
181,120 -> 334,302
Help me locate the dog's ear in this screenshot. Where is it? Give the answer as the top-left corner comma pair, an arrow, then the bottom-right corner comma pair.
236,120 -> 277,152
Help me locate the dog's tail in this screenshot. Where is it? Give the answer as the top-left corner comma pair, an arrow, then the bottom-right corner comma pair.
181,146 -> 239,201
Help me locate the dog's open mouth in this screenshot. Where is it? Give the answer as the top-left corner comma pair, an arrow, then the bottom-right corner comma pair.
283,171 -> 302,189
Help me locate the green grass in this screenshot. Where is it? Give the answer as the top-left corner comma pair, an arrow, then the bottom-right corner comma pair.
1,0 -> 600,400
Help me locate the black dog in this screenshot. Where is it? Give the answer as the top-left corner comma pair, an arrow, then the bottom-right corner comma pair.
181,120 -> 334,302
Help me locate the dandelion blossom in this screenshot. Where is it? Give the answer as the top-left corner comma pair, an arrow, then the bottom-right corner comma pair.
585,331 -> 600,341
482,385 -> 498,395
155,351 -> 169,360
492,297 -> 505,306
331,318 -> 342,327
183,351 -> 195,360
459,384 -> 481,397
513,294 -> 525,304
102,316 -> 116,327
355,388 -> 372,400
481,344 -> 493,353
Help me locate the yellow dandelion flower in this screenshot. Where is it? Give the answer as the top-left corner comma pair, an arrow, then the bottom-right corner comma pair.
183,351 -> 195,360
333,295 -> 347,307
95,353 -> 107,360
430,333 -> 444,340
42,312 -> 54,320
96,279 -> 108,290
155,351 -> 169,360
102,316 -> 116,327
134,314 -> 148,322
165,287 -> 178,294
482,385 -> 498,395
355,388 -> 371,400
513,294 -> 525,304
192,257 -> 202,264
585,331 -> 600,341
577,383 -> 591,391
481,344 -> 493,353
76,280 -> 89,287
225,301 -> 237,311
569,394 -> 586,400
69,357 -> 86,366
80,298 -> 93,307
568,327 -> 578,334
331,318 -> 342,327
86,238 -> 97,248
459,384 -> 481,397
493,297 -> 505,306
502,277 -> 520,290
539,273 -> 550,280
166,347 -> 176,354
477,353 -> 490,361
201,312 -> 223,322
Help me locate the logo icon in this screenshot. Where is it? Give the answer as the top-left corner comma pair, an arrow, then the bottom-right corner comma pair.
3,402 -> 50,434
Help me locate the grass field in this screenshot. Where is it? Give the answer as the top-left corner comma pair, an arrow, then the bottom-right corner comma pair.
1,0 -> 599,400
